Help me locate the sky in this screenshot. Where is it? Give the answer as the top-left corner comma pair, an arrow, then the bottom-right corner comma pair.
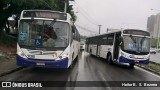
70,0 -> 160,36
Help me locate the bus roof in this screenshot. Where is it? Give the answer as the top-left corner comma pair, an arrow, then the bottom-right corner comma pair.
87,29 -> 150,38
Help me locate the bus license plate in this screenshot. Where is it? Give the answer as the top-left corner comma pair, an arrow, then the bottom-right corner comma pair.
134,60 -> 139,63
36,62 -> 45,66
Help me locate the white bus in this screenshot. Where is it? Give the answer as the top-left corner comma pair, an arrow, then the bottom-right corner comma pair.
17,10 -> 80,69
85,29 -> 150,68
80,40 -> 85,50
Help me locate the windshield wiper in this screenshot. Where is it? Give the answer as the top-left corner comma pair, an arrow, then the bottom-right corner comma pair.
49,19 -> 57,27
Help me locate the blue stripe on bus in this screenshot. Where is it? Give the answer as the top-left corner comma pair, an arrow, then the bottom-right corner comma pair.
119,56 -> 149,64
16,55 -> 68,68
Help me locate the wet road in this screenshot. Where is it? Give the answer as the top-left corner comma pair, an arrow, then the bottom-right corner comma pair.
0,51 -> 160,90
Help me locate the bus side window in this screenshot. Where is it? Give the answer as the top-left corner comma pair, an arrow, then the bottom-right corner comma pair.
108,33 -> 114,45
100,36 -> 103,45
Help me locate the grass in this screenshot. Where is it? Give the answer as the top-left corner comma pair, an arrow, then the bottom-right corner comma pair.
137,62 -> 160,75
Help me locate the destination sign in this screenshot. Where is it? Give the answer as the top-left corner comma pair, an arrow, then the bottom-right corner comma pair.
23,11 -> 67,20
123,29 -> 150,36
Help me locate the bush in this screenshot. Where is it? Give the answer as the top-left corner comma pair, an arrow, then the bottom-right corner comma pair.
0,33 -> 17,45
151,38 -> 157,48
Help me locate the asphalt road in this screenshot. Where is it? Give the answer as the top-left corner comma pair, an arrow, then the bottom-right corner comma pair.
0,51 -> 160,90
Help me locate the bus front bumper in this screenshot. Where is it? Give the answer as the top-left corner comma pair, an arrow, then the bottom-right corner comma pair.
16,55 -> 69,69
119,56 -> 149,64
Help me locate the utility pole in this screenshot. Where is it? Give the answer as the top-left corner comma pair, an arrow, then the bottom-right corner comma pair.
64,0 -> 67,13
106,28 -> 108,33
98,25 -> 102,34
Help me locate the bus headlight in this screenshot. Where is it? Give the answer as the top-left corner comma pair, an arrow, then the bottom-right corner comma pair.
58,53 -> 68,59
17,50 -> 22,55
62,53 -> 68,57
17,50 -> 26,58
143,56 -> 149,59
121,52 -> 129,58
62,53 -> 68,58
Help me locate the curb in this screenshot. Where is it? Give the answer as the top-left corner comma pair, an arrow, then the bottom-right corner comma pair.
136,62 -> 160,76
0,67 -> 24,77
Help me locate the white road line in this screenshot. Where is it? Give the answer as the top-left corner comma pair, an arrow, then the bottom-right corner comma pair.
98,71 -> 112,90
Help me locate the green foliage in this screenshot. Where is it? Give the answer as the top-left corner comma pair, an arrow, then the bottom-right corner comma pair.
138,62 -> 160,75
150,38 -> 160,48
0,0 -> 76,36
151,38 -> 157,48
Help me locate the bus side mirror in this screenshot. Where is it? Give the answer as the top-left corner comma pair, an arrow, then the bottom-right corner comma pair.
119,37 -> 123,46
119,42 -> 122,46
72,27 -> 75,33
72,26 -> 75,39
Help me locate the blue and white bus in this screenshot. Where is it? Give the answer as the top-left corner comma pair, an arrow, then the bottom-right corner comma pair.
17,10 -> 80,69
85,29 -> 150,68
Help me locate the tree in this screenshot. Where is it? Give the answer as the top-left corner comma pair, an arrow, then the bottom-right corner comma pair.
0,0 -> 76,37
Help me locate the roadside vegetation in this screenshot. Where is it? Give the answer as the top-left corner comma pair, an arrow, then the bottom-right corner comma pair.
151,38 -> 160,48
137,62 -> 160,75
0,0 -> 76,42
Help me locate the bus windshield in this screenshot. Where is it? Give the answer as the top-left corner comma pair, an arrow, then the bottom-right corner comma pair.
18,19 -> 69,50
122,35 -> 150,54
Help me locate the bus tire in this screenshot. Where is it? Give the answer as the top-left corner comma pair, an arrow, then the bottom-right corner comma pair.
107,54 -> 112,64
129,63 -> 135,69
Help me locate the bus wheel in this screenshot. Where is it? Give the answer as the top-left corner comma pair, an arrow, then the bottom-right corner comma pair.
107,54 -> 112,64
129,63 -> 135,69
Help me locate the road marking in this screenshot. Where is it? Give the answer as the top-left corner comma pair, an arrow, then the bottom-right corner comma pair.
98,71 -> 112,90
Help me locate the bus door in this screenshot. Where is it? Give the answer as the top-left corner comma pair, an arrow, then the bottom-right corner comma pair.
113,32 -> 121,60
